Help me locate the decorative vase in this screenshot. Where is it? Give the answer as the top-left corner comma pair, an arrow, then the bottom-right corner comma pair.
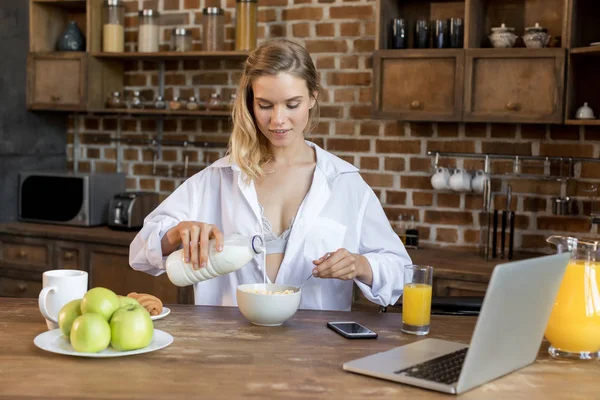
56,21 -> 86,51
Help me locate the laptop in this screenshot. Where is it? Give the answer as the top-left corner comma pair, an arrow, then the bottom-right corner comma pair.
342,253 -> 570,395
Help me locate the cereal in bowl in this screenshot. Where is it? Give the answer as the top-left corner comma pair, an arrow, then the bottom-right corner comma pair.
246,289 -> 296,295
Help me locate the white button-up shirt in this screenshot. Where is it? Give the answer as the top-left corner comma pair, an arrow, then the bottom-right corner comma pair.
129,141 -> 411,311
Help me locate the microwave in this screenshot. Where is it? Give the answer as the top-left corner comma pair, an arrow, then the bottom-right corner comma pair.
18,171 -> 127,226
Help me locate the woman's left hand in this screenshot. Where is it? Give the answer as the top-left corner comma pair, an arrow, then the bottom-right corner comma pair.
312,249 -> 373,285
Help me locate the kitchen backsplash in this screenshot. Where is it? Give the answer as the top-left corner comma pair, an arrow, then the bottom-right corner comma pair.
66,0 -> 600,251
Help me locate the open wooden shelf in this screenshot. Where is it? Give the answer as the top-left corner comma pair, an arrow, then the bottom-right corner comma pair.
32,0 -> 86,8
91,51 -> 250,60
570,46 -> 600,55
86,109 -> 232,118
565,119 -> 600,125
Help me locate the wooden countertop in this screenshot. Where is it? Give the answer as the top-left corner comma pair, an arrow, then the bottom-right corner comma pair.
407,247 -> 542,283
0,221 -> 136,246
0,298 -> 591,399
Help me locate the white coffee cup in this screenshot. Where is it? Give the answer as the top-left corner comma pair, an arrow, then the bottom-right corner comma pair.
38,269 -> 88,331
430,167 -> 451,190
449,168 -> 471,192
471,170 -> 490,194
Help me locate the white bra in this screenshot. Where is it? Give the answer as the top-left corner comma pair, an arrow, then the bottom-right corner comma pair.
258,203 -> 294,255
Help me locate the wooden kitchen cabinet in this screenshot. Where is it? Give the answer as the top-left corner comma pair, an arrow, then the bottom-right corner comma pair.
0,235 -> 53,270
26,53 -> 122,111
463,48 -> 566,123
372,50 -> 464,121
54,241 -> 85,270
373,0 -> 579,123
0,223 -> 193,304
0,276 -> 42,298
26,53 -> 88,111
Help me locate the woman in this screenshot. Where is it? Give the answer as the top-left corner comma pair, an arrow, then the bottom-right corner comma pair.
129,38 -> 412,311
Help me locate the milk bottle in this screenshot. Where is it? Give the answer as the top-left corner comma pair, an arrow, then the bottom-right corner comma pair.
165,234 -> 264,287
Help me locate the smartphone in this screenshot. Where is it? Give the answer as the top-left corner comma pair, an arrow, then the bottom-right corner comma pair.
327,321 -> 378,339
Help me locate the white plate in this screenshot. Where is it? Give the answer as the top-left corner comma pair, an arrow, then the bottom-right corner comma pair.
151,307 -> 171,321
590,42 -> 600,46
33,329 -> 173,358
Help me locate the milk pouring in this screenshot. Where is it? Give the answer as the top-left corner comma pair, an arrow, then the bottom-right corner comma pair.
165,234 -> 264,287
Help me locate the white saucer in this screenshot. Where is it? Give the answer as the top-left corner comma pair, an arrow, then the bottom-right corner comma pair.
151,307 -> 171,321
33,329 -> 173,358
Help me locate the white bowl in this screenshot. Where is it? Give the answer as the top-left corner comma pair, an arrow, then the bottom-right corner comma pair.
236,283 -> 301,326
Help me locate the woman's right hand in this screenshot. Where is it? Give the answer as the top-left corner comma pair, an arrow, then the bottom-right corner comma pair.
163,222 -> 224,270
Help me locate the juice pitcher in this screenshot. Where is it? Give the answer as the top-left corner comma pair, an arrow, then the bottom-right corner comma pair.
545,235 -> 600,359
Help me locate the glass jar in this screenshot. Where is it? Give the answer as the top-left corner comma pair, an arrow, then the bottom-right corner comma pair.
235,0 -> 257,51
228,93 -> 237,111
102,0 -> 125,52
202,7 -> 225,51
169,97 -> 183,111
171,28 -> 192,52
106,91 -> 124,108
128,91 -> 143,109
138,9 -> 160,52
206,93 -> 224,111
186,96 -> 200,111
154,95 -> 166,109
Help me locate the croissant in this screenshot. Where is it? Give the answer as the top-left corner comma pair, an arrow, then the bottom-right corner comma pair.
127,292 -> 163,316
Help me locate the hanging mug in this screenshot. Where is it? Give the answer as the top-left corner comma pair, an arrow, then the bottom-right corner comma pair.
430,167 -> 451,190
471,170 -> 490,194
449,168 -> 471,192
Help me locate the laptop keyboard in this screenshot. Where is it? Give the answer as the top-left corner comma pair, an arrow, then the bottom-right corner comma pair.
394,347 -> 468,385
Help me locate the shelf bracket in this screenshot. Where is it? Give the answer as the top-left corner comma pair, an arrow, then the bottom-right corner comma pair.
116,117 -> 122,173
73,114 -> 80,173
158,61 -> 165,98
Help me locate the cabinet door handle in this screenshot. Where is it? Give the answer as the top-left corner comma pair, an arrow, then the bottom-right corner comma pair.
505,101 -> 520,111
64,251 -> 75,261
18,249 -> 28,259
18,283 -> 27,292
410,100 -> 422,110
51,95 -> 61,102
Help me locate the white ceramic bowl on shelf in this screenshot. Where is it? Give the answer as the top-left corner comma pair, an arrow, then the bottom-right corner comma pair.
236,283 -> 301,326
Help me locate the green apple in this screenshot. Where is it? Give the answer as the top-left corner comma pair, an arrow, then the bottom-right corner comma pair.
81,287 -> 120,321
118,295 -> 140,308
110,304 -> 154,351
57,299 -> 83,337
70,313 -> 111,353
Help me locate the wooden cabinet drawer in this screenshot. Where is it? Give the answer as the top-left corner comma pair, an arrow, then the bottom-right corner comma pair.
0,237 -> 52,269
464,49 -> 566,123
88,245 -> 192,304
54,241 -> 85,270
372,49 -> 464,121
0,276 -> 42,298
26,53 -> 88,110
434,278 -> 488,297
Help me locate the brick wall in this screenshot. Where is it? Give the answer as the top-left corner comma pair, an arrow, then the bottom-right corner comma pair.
67,0 -> 600,251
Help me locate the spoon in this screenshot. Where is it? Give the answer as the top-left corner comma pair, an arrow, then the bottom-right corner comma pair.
298,252 -> 331,291
297,273 -> 313,291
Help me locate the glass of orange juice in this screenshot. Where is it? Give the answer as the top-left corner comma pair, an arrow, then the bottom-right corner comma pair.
402,264 -> 433,335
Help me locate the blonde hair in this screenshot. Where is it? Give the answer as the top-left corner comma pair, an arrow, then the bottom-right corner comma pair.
228,39 -> 321,182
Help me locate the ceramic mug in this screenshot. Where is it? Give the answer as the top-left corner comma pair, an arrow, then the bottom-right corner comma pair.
471,170 -> 490,194
449,168 -> 471,192
430,167 -> 451,190
38,269 -> 88,330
